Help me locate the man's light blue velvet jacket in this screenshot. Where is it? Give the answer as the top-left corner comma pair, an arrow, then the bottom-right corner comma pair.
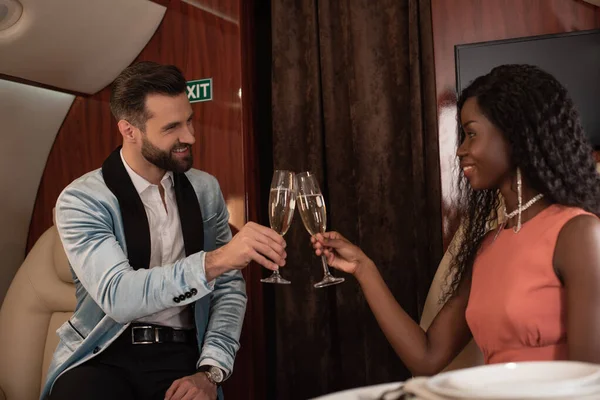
40,167 -> 247,399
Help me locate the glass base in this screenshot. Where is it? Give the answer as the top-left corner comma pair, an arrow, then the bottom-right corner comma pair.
261,271 -> 291,284
314,274 -> 345,288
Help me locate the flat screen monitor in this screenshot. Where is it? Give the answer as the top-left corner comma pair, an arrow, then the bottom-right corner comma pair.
455,29 -> 600,149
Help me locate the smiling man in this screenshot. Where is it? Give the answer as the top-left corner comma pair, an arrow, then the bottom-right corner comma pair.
41,62 -> 287,400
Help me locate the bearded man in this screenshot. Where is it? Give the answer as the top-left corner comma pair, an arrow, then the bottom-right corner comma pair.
42,62 -> 286,400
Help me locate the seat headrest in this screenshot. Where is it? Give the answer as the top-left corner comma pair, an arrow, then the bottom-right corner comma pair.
51,207 -> 72,283
51,226 -> 72,284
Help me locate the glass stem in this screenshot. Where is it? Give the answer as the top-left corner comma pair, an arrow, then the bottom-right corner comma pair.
320,255 -> 332,277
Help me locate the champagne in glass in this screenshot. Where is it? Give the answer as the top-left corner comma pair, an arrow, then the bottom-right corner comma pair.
296,171 -> 344,288
261,170 -> 296,284
297,193 -> 326,236
269,187 -> 295,236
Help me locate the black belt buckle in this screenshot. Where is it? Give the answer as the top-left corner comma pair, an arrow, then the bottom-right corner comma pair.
131,325 -> 157,345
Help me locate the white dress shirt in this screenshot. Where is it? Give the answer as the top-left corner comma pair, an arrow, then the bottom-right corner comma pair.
120,151 -> 193,328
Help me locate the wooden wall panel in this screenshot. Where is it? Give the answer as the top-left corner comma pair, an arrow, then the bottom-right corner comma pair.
27,0 -> 263,398
239,0 -> 268,397
191,0 -> 239,22
431,0 -> 600,248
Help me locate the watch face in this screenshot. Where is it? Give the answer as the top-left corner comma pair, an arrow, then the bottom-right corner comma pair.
210,366 -> 224,382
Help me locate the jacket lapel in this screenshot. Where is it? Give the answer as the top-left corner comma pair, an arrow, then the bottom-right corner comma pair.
173,172 -> 204,255
102,146 -> 205,269
102,147 -> 151,270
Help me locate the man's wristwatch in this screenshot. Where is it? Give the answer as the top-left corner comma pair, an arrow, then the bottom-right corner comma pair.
201,365 -> 224,386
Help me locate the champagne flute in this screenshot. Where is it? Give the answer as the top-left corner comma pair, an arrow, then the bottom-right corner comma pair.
296,171 -> 345,288
261,170 -> 296,284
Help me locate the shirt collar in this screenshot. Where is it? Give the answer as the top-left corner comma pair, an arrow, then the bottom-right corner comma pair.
120,150 -> 173,195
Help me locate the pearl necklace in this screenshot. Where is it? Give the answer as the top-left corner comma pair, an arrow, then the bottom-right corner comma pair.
503,193 -> 545,219
500,193 -> 544,234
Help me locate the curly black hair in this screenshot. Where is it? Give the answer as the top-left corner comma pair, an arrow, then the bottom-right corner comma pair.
444,64 -> 600,301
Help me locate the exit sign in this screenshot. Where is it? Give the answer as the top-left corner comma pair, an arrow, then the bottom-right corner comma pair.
186,78 -> 212,103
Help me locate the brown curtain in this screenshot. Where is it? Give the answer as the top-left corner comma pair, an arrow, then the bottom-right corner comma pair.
268,0 -> 442,398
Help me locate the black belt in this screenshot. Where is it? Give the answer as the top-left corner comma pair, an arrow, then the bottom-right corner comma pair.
126,324 -> 196,345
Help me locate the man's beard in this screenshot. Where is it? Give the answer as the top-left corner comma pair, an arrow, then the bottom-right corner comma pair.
141,136 -> 193,173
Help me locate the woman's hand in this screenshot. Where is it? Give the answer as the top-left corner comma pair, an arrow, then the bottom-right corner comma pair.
311,231 -> 372,276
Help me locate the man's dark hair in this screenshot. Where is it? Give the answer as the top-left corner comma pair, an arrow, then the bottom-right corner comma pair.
109,61 -> 187,130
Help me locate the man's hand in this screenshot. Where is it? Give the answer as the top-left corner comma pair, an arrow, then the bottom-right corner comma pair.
165,372 -> 217,400
205,222 -> 287,280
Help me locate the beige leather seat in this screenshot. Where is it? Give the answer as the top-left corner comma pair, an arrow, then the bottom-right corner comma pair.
0,224 -> 75,400
419,225 -> 484,372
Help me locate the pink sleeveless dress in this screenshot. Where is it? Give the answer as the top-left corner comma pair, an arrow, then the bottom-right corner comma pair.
465,204 -> 593,364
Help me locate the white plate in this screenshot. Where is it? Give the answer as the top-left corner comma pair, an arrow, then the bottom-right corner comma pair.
311,382 -> 403,400
426,361 -> 600,399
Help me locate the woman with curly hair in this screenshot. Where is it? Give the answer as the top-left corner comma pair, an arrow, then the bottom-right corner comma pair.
311,64 -> 600,375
